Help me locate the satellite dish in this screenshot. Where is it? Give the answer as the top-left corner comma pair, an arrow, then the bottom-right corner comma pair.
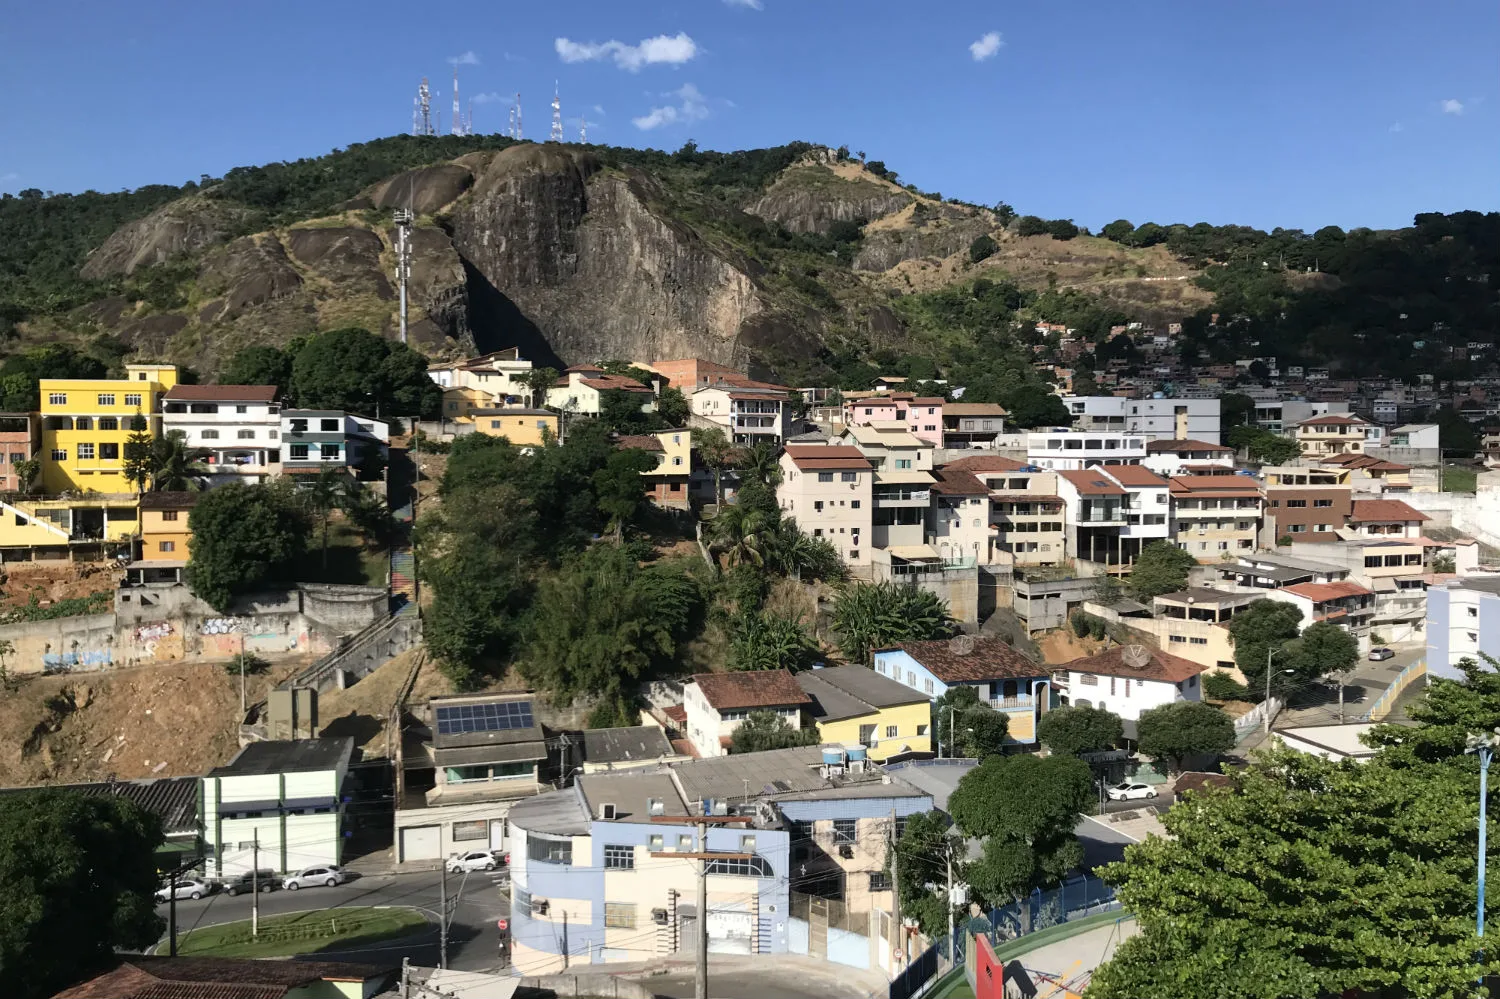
1122,645 -> 1151,669
949,634 -> 975,656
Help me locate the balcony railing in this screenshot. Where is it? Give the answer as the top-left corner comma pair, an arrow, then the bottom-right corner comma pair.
875,488 -> 931,502
990,695 -> 1036,710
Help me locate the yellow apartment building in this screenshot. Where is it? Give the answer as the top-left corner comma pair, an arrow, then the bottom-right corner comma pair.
39,363 -> 179,493
470,408 -> 559,447
795,665 -> 933,761
140,492 -> 198,560
0,494 -> 141,558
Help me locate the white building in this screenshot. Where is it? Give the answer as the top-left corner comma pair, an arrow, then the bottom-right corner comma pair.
1027,430 -> 1147,470
202,738 -> 354,878
1142,439 -> 1235,478
777,445 -> 874,565
161,385 -> 281,484
545,365 -> 657,417
690,379 -> 792,445
280,411 -> 390,476
1426,576 -> 1500,681
428,347 -> 537,405
1063,396 -> 1222,445
684,670 -> 812,758
1054,646 -> 1206,738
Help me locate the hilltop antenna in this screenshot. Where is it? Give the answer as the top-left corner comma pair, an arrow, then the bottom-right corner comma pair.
507,103 -> 515,139
550,81 -> 564,142
466,98 -> 473,135
579,117 -> 587,143
393,208 -> 414,345
418,78 -> 434,136
452,66 -> 462,135
515,92 -> 522,139
411,95 -> 420,136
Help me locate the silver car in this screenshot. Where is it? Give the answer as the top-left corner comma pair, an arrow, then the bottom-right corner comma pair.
282,865 -> 348,891
156,878 -> 213,902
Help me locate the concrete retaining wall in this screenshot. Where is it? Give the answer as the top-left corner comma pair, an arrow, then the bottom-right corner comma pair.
518,973 -> 656,999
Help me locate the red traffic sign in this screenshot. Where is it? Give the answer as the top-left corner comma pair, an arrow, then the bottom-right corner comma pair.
497,919 -> 509,932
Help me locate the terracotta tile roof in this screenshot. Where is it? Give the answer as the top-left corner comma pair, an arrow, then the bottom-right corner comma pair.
1062,646 -> 1206,683
580,375 -> 653,394
1174,771 -> 1235,797
663,704 -> 687,726
690,669 -> 813,711
564,364 -> 605,373
1280,580 -> 1374,602
785,445 -> 871,471
1169,475 -> 1262,496
911,396 -> 946,406
52,958 -> 390,999
719,375 -> 790,392
943,402 -> 1008,416
139,491 -> 201,511
929,469 -> 989,495
882,636 -> 1043,683
1296,414 -> 1367,427
1058,469 -> 1127,495
1145,438 -> 1232,453
1102,465 -> 1170,488
615,434 -> 665,452
1349,499 -> 1430,523
165,385 -> 277,403
939,455 -> 1029,473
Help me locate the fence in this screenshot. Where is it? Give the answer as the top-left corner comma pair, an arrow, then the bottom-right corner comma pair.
1364,658 -> 1426,722
888,943 -> 938,999
1233,695 -> 1284,741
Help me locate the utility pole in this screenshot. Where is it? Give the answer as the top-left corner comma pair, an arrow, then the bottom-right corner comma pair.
945,841 -> 955,965
889,807 -> 902,973
252,831 -> 260,938
695,818 -> 709,999
439,863 -> 449,968
401,956 -> 411,998
562,910 -> 570,969
239,633 -> 246,717
168,879 -> 178,956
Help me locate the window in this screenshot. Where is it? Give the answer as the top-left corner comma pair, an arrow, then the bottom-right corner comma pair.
705,856 -> 773,878
832,819 -> 857,844
156,540 -> 175,553
237,430 -> 255,439
321,419 -> 340,432
289,444 -> 309,460
1314,499 -> 1332,507
859,723 -> 876,745
604,902 -> 637,929
885,725 -> 898,738
917,724 -> 929,736
648,834 -> 664,852
896,459 -> 912,470
48,393 -> 66,405
289,419 -> 308,432
851,500 -> 860,509
1285,499 -> 1307,508
75,417 -> 93,431
869,871 -> 892,891
740,835 -> 757,852
98,417 -> 119,432
1078,673 -> 1099,686
841,471 -> 857,482
235,404 -> 249,414
96,393 -> 117,407
125,393 -> 142,407
604,844 -> 635,870
320,444 -> 340,460
8,453 -> 21,464
678,835 -> 693,851
1289,524 -> 1307,533
673,456 -> 684,466
453,820 -> 488,841
527,835 -> 573,865
818,472 -> 833,483
201,430 -> 219,440
923,678 -> 933,693
76,443 -> 95,460
50,449 -> 66,461
160,510 -> 179,522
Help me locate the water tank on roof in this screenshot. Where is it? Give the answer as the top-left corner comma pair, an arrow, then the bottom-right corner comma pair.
846,745 -> 868,762
821,747 -> 846,766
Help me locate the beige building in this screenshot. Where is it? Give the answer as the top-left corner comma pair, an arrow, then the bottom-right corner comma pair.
1296,414 -> 1370,457
777,445 -> 874,565
1140,588 -> 1263,680
1169,474 -> 1263,561
546,365 -> 657,416
690,380 -> 792,445
428,347 -> 538,406
936,456 -> 1064,567
684,670 -> 812,757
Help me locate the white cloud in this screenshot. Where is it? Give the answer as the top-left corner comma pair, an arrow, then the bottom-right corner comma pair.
969,31 -> 1003,61
0,172 -> 17,183
1389,122 -> 1403,133
447,50 -> 479,66
1441,98 -> 1465,115
593,104 -> 606,115
555,32 -> 697,71
633,82 -> 709,130
724,0 -> 763,8
471,92 -> 508,105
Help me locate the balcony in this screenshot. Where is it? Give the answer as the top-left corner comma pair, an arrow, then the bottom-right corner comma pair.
874,488 -> 930,507
989,695 -> 1036,711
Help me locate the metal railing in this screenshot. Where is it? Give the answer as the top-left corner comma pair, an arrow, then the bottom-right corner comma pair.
1364,658 -> 1426,722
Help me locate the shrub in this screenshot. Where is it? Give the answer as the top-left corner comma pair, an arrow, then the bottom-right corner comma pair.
1202,671 -> 1252,702
968,234 -> 998,263
1070,608 -> 1091,638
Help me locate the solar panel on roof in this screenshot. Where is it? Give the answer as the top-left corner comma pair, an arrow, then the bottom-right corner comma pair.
435,701 -> 535,735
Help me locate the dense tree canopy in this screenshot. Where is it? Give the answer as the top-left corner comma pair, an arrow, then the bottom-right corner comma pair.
1123,541 -> 1198,601
1226,598 -> 1306,698
1135,701 -> 1235,772
0,790 -> 165,999
291,327 -> 440,418
831,582 -> 955,663
730,710 -> 821,754
187,481 -> 311,611
933,685 -> 1009,759
1037,704 -> 1123,757
222,344 -> 295,397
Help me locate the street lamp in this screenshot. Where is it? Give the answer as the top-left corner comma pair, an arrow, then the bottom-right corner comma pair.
1264,647 -> 1296,734
1466,728 -> 1500,950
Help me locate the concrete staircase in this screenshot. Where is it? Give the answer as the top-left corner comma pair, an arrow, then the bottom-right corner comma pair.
390,547 -> 417,617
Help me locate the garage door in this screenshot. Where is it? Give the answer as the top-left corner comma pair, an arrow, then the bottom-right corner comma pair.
490,819 -> 507,852
707,907 -> 753,954
400,825 -> 442,861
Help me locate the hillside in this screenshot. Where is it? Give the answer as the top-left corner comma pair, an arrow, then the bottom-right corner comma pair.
1,137 -> 1496,385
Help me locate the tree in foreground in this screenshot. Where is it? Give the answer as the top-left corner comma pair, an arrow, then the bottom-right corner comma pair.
150,430 -> 209,491
1226,598 -> 1304,698
221,344 -> 294,398
0,790 -> 164,999
832,582 -> 955,663
1037,704 -> 1123,757
1135,701 -> 1234,773
1284,620 -> 1359,681
891,810 -> 962,935
729,710 -> 820,754
692,425 -> 734,507
186,482 -> 311,611
1123,541 -> 1198,601
933,685 -> 1010,759
1090,748 -> 1490,999
947,754 -> 1092,914
122,412 -> 154,493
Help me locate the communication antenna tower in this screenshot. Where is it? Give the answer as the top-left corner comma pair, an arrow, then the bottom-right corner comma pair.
451,66 -> 462,135
514,93 -> 522,139
411,96 -> 420,136
393,209 -> 414,345
550,81 -> 564,142
417,78 -> 434,136
579,117 -> 587,143
466,99 -> 474,135
507,103 -> 515,138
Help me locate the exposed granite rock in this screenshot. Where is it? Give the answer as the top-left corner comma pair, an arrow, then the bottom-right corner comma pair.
748,167 -> 911,235
80,196 -> 252,279
197,235 -> 303,321
401,225 -> 469,345
370,164 -> 474,215
285,226 -> 392,299
855,206 -> 994,272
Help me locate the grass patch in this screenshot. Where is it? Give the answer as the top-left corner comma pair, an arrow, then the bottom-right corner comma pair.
176,906 -> 428,959
298,524 -> 388,587
1443,464 -> 1478,494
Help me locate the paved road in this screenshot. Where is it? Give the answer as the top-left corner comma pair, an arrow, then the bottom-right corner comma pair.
1273,642 -> 1424,730
156,868 -> 510,971
627,954 -> 890,999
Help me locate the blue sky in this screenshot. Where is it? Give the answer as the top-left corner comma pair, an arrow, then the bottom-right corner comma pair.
1,0 -> 1495,232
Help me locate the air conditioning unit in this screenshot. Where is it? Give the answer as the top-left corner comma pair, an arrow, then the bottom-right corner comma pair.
652,908 -> 669,925
648,797 -> 665,816
599,803 -> 617,820
839,844 -> 855,859
533,898 -> 550,916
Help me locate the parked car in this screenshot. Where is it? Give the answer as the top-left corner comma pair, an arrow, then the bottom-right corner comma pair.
1106,781 -> 1159,801
1368,647 -> 1396,662
447,850 -> 503,874
282,865 -> 348,891
156,878 -> 214,902
222,869 -> 278,896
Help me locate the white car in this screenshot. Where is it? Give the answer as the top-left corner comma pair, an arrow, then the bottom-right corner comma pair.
1106,781 -> 1159,801
447,850 -> 501,874
156,878 -> 213,902
282,865 -> 348,891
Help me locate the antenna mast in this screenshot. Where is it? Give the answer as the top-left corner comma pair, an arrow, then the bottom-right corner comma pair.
579,117 -> 587,143
466,99 -> 474,135
393,209 -> 414,345
550,81 -> 563,142
417,78 -> 434,136
515,93 -> 522,139
451,66 -> 463,135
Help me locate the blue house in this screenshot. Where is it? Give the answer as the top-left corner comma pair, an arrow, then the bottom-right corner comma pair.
873,636 -> 1056,744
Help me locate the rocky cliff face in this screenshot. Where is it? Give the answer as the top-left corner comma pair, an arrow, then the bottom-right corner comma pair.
855,204 -> 994,272
450,145 -> 762,366
80,196 -> 254,279
749,167 -> 912,235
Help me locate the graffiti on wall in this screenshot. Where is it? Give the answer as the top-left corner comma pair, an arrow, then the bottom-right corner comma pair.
132,621 -> 175,659
42,649 -> 112,672
200,617 -> 245,635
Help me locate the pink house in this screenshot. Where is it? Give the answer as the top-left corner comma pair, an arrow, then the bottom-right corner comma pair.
843,393 -> 945,446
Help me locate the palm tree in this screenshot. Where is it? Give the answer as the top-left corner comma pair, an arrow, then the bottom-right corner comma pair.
305,467 -> 348,570
831,581 -> 955,663
711,503 -> 773,569
151,431 -> 209,491
340,485 -> 396,549
741,442 -> 782,489
693,426 -> 733,507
